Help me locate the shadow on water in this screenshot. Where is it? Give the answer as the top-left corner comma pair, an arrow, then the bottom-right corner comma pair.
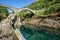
20,25 -> 60,40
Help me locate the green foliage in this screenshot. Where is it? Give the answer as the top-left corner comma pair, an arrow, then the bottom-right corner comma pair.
34,3 -> 60,16
26,0 -> 60,16
35,10 -> 48,16
17,10 -> 27,20
0,6 -> 9,21
45,3 -> 60,15
17,10 -> 34,21
27,0 -> 60,10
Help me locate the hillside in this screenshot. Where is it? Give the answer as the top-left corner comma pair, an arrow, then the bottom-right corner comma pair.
26,0 -> 60,16
27,0 -> 60,10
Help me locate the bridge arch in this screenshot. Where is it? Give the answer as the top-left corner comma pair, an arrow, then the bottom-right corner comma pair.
0,4 -> 36,40
18,8 -> 35,14
0,4 -> 18,13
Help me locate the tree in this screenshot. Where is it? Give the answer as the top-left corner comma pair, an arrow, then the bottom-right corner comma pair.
0,6 -> 9,21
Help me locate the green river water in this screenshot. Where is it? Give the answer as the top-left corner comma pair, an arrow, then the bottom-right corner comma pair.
20,25 -> 60,40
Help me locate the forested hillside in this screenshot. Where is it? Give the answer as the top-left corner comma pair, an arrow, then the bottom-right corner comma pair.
27,0 -> 60,16
27,0 -> 60,10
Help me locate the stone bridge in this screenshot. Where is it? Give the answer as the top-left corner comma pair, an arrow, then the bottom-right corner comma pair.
0,4 -> 36,40
0,4 -> 36,13
0,4 -> 19,13
18,8 -> 36,13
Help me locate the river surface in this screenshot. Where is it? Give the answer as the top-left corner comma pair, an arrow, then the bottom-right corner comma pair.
20,25 -> 60,40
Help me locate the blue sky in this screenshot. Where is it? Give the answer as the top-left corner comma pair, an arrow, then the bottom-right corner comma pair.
0,0 -> 35,8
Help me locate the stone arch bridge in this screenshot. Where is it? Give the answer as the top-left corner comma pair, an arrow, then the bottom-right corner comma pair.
0,4 -> 36,40
0,4 -> 36,13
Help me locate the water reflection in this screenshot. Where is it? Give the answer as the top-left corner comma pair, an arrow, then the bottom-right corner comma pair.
20,25 -> 60,40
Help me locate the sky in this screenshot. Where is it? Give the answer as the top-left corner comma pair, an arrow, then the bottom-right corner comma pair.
0,0 -> 35,8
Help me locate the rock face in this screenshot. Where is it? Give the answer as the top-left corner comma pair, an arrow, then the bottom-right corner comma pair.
0,23 -> 13,40
0,14 -> 18,40
21,15 -> 60,36
0,14 -> 60,40
26,16 -> 60,29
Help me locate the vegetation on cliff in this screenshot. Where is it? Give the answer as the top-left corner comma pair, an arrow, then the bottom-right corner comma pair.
27,0 -> 60,16
27,0 -> 60,10
0,6 -> 9,21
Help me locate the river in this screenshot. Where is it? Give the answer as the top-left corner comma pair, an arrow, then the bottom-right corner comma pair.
20,25 -> 60,40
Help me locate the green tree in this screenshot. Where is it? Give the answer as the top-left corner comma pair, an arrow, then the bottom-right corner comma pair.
0,6 -> 9,21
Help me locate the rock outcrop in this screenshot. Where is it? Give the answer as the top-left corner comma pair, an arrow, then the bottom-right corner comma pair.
21,15 -> 60,36
0,14 -> 18,40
